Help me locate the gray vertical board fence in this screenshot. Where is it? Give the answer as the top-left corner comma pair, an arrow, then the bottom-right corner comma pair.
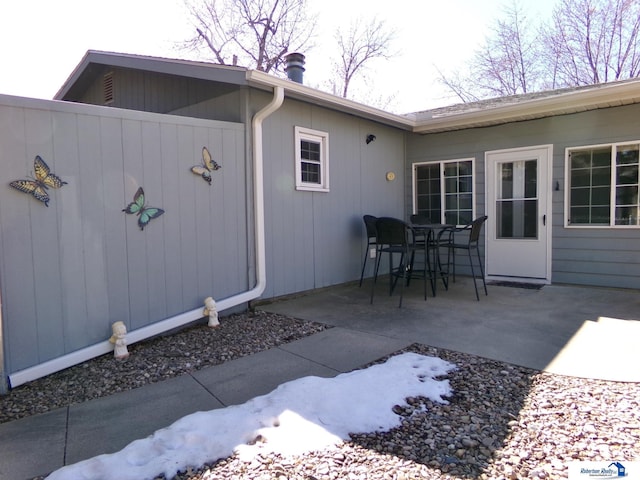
0,95 -> 247,377
405,104 -> 640,289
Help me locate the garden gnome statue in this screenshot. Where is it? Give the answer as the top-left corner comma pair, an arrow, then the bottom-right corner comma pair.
109,321 -> 129,360
203,296 -> 219,328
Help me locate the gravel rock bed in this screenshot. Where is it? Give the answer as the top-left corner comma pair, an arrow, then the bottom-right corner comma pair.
0,310 -> 329,424
3,311 -> 638,480
161,347 -> 639,480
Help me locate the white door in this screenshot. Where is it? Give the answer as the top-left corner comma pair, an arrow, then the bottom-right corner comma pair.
485,145 -> 552,282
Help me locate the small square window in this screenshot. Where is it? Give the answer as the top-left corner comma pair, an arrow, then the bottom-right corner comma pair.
295,126 -> 329,192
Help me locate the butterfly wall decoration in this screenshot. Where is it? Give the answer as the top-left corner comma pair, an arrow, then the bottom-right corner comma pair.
9,155 -> 67,207
122,187 -> 165,231
190,146 -> 221,185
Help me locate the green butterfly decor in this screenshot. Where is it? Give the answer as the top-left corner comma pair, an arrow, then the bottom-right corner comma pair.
122,187 -> 164,230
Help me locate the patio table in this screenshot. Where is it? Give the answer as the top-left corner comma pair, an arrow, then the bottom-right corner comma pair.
408,223 -> 453,296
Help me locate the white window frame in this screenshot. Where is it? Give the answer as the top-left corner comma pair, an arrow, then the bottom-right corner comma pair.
294,126 -> 329,192
412,158 -> 476,226
564,141 -> 640,228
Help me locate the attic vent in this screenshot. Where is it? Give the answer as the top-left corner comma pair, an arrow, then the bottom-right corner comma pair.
103,72 -> 114,105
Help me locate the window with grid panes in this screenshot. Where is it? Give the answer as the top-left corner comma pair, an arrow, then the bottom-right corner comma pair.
567,142 -> 639,226
413,159 -> 474,225
294,126 -> 329,192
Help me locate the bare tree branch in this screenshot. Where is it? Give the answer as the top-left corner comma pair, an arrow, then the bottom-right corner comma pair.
182,0 -> 316,74
435,66 -> 481,103
438,0 -> 640,102
437,1 -> 544,101
543,0 -> 640,86
333,17 -> 396,98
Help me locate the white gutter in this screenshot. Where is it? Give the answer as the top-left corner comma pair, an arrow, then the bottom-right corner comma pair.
413,80 -> 640,134
246,70 -> 415,130
8,86 -> 285,388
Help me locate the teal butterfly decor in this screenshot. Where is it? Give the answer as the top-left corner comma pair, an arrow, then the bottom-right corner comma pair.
122,187 -> 164,230
190,146 -> 221,185
9,155 -> 67,207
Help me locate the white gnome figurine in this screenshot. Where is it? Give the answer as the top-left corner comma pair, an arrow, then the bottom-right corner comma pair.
109,321 -> 130,360
203,296 -> 219,328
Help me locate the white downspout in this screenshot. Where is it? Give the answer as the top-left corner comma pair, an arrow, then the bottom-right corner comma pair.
246,85 -> 285,298
8,86 -> 285,388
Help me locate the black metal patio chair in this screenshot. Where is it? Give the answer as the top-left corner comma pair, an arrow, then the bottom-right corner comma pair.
371,217 -> 426,307
440,215 -> 489,300
359,215 -> 378,287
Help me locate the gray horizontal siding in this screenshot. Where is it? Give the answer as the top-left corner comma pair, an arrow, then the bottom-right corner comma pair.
0,97 -> 247,375
554,245 -> 640,263
406,103 -> 640,289
552,271 -> 636,289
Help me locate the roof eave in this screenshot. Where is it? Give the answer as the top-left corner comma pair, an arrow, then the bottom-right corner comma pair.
55,50 -> 249,100
412,81 -> 640,134
246,70 -> 416,131
54,50 -> 93,100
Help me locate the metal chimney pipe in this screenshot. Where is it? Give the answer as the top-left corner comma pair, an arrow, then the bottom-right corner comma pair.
285,53 -> 305,84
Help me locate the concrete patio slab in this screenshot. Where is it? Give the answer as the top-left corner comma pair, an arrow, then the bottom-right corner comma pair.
278,327 -> 412,373
65,374 -> 222,465
192,347 -> 339,407
545,316 -> 640,382
0,407 -> 67,480
258,278 -> 640,382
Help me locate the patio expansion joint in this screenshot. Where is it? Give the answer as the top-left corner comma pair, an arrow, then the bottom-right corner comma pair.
274,346 -> 342,374
62,406 -> 70,465
188,372 -> 227,407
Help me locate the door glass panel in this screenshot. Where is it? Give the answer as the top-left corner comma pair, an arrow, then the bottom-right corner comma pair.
496,160 -> 538,239
524,161 -> 537,198
500,163 -> 514,198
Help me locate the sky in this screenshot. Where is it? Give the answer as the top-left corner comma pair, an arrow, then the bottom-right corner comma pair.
45,352 -> 455,480
0,0 -> 556,114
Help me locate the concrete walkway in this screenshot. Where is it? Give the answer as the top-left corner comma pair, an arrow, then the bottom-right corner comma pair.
0,328 -> 410,480
1,278 -> 638,479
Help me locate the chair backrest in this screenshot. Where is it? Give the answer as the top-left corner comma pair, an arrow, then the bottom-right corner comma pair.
410,214 -> 431,225
375,217 -> 409,246
363,215 -> 378,239
469,215 -> 488,243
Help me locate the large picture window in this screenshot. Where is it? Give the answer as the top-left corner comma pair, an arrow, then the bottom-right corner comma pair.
566,142 -> 639,227
294,126 -> 329,192
413,159 -> 474,226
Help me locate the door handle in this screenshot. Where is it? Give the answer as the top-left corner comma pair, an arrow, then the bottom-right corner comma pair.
543,214 -> 546,226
